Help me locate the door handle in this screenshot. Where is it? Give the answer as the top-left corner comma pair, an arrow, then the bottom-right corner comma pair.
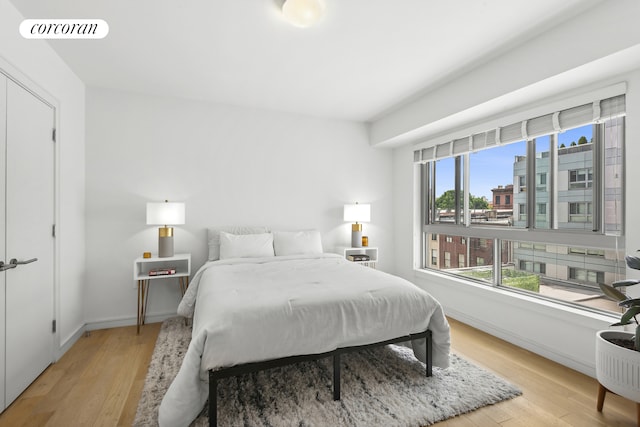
9,258 -> 38,266
0,258 -> 37,272
0,261 -> 17,272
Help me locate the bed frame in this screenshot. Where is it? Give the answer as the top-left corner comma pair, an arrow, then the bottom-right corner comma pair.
208,329 -> 432,427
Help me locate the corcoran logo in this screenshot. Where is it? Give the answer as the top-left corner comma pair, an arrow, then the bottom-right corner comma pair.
20,19 -> 108,39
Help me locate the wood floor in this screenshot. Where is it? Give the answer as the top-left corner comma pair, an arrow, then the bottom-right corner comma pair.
0,318 -> 636,426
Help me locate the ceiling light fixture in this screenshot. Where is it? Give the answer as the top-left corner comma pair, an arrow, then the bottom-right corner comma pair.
282,0 -> 325,28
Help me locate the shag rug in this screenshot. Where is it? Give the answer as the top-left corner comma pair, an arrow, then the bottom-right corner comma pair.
134,317 -> 521,426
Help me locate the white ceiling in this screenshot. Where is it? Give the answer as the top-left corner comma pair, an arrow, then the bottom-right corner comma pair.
9,0 -> 603,122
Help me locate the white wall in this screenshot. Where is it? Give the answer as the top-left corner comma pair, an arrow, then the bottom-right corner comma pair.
384,0 -> 640,377
0,0 -> 86,355
84,88 -> 393,327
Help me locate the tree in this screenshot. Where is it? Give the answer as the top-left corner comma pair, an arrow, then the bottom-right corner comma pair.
578,136 -> 588,145
436,190 -> 489,210
436,190 -> 456,210
470,195 -> 489,209
559,143 -> 566,148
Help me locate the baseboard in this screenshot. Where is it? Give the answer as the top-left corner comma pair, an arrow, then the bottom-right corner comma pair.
85,311 -> 178,331
56,323 -> 86,361
445,307 -> 596,378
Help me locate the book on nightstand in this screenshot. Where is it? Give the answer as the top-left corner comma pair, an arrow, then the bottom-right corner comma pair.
148,267 -> 176,276
347,254 -> 370,262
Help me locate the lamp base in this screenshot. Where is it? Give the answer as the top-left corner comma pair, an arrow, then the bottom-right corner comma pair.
158,227 -> 174,258
351,223 -> 362,248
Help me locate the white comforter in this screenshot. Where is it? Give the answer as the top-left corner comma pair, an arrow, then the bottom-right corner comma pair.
158,253 -> 450,427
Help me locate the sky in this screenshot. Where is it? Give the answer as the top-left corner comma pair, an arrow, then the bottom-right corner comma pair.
435,125 -> 593,200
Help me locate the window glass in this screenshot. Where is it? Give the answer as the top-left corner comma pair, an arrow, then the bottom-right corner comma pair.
557,125 -> 594,231
433,157 -> 458,224
534,136 -> 551,229
469,140 -> 526,227
603,117 -> 624,235
425,232 -> 494,283
503,240 -> 624,313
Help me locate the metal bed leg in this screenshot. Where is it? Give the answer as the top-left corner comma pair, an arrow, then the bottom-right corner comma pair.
209,372 -> 217,427
426,330 -> 433,377
333,352 -> 341,400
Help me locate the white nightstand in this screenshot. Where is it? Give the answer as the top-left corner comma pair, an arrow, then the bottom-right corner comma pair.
342,247 -> 378,269
133,253 -> 191,334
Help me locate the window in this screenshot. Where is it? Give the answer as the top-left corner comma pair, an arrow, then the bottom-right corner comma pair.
519,260 -> 546,274
603,117 -> 624,235
446,236 -> 453,243
569,168 -> 593,189
536,203 -> 548,228
569,202 -> 592,223
537,173 -> 547,189
569,247 -> 605,257
424,233 -> 494,282
469,141 -> 525,227
518,175 -> 526,192
569,267 -> 604,285
534,135 -> 551,229
518,203 -> 526,222
432,157 -> 463,224
416,93 -> 626,314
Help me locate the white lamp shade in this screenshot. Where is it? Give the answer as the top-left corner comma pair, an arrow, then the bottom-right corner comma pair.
343,203 -> 370,223
146,202 -> 185,225
282,0 -> 325,28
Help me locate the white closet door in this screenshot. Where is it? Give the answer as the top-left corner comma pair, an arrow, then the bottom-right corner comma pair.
0,74 -> 6,412
4,79 -> 55,406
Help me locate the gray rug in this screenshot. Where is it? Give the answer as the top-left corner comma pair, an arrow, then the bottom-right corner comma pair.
134,317 -> 521,426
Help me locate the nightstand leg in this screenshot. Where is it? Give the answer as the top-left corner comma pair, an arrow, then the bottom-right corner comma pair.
137,279 -> 149,334
178,276 -> 190,296
142,279 -> 149,325
137,280 -> 142,334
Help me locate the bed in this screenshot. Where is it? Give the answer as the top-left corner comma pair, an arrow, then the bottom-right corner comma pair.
158,229 -> 451,427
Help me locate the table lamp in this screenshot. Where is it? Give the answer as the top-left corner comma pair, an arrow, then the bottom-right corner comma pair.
146,200 -> 185,257
343,203 -> 370,248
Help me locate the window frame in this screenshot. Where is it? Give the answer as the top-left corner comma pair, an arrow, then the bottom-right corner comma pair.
418,118 -> 625,301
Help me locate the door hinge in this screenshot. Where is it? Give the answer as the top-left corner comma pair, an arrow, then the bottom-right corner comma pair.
52,224 -> 56,237
52,128 -> 56,142
52,319 -> 56,333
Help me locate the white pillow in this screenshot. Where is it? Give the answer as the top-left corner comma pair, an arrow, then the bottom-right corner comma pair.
219,231 -> 275,259
207,226 -> 269,261
273,230 -> 323,256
